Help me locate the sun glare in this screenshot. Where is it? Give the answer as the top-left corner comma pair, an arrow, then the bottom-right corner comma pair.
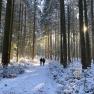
83,24 -> 87,33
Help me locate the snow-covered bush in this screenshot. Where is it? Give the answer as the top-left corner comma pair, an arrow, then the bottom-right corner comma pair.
73,68 -> 82,79
0,58 -> 33,79
1,65 -> 25,78
48,60 -> 94,94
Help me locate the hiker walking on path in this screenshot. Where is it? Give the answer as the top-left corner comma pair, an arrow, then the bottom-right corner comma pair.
40,58 -> 46,66
42,58 -> 45,66
40,57 -> 43,66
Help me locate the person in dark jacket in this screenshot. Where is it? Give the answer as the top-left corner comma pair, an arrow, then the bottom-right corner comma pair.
42,58 -> 45,66
40,58 -> 43,66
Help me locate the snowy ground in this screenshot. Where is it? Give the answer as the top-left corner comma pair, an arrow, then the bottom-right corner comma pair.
0,58 -> 94,94
49,60 -> 94,94
0,59 -> 58,94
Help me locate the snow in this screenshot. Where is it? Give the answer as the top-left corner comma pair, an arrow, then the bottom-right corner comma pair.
0,58 -> 94,94
49,60 -> 94,94
0,59 -> 57,94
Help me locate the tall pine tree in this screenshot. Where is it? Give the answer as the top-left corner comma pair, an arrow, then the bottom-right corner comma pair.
84,0 -> 91,67
79,0 -> 86,69
2,0 -> 13,67
60,0 -> 67,68
0,0 -> 2,30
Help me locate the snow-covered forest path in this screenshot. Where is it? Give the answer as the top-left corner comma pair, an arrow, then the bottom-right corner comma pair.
0,62 -> 57,94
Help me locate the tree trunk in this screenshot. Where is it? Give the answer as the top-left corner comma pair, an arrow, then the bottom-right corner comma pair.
67,5 -> 71,63
32,0 -> 36,59
8,0 -> 15,62
23,5 -> 27,57
79,0 -> 86,69
55,28 -> 57,60
46,25 -> 49,59
17,1 -> 21,62
91,0 -> 94,62
20,4 -> 24,57
84,0 -> 91,67
0,0 -> 2,30
2,0 -> 13,67
50,32 -> 52,59
60,0 -> 67,68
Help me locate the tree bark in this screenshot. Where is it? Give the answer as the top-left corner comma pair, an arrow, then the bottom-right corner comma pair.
60,0 -> 67,68
84,0 -> 91,67
91,0 -> 94,62
8,0 -> 15,62
0,0 -> 2,30
32,0 -> 36,59
17,1 -> 21,62
79,0 -> 86,69
67,5 -> 71,62
2,0 -> 13,67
